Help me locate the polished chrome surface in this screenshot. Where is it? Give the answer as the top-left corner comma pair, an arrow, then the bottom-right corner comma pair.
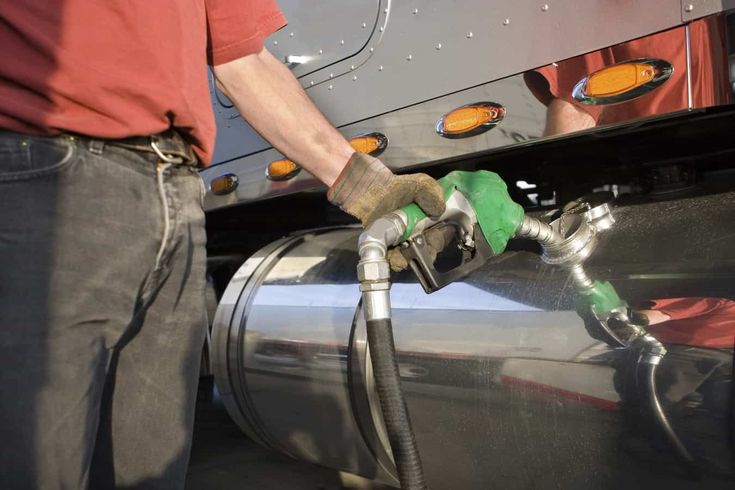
213,0 -> 688,162
302,0 -> 683,126
203,72 -> 547,210
212,229 -> 398,484
572,58 -> 675,105
265,0 -> 382,80
203,13 -> 733,211
212,192 -> 735,488
681,0 -> 735,22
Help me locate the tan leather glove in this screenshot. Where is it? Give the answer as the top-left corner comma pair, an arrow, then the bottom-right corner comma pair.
327,152 -> 445,227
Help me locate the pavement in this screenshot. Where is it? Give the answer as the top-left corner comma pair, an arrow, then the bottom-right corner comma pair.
186,378 -> 391,490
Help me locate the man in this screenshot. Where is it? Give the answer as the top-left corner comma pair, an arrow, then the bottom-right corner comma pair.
0,1 -> 445,488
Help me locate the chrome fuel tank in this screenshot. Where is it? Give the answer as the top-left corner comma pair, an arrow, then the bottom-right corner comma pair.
212,192 -> 735,489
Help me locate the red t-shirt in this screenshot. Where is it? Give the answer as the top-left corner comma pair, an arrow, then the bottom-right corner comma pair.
525,17 -> 731,126
0,1 -> 286,164
646,297 -> 735,349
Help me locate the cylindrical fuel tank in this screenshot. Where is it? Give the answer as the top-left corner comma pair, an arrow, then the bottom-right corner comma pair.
212,192 -> 734,489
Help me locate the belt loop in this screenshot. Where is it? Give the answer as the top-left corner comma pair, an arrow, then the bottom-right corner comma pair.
89,139 -> 105,155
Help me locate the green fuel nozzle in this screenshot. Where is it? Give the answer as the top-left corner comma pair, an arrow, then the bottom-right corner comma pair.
398,170 -> 525,251
574,279 -> 646,346
391,170 -> 561,293
392,170 -> 523,292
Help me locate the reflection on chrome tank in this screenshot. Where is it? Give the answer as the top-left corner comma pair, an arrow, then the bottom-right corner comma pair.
212,191 -> 734,488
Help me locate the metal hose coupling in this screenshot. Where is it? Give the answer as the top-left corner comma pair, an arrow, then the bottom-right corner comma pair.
536,191 -> 616,274
357,213 -> 428,489
357,214 -> 405,321
640,333 -> 667,365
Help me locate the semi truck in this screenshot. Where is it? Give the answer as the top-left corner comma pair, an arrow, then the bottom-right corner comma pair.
200,2 -> 735,488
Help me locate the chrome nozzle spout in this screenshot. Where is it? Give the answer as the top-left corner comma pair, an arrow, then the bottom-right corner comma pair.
516,215 -> 563,246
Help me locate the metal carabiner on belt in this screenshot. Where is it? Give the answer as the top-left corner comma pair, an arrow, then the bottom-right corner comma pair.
151,139 -> 184,165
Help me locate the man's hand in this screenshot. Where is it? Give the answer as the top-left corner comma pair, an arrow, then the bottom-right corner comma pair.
327,152 -> 445,227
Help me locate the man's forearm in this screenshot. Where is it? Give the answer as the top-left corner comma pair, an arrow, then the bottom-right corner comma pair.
213,48 -> 354,186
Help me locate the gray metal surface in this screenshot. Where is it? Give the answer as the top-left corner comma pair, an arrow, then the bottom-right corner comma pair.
204,72 -> 547,209
210,0 -> 383,163
213,0 -> 684,139
212,192 -> 735,489
682,0 -> 735,21
267,0 -> 380,79
209,0 -> 693,164
211,229 -> 398,485
303,0 -> 680,125
203,6 -> 733,211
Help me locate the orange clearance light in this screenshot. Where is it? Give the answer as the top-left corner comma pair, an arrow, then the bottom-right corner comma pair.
209,173 -> 239,196
587,63 -> 655,97
348,132 -> 388,156
436,102 -> 505,138
266,158 -> 301,181
573,58 -> 673,105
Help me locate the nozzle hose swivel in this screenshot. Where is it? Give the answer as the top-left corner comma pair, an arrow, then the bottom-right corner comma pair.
358,217 -> 427,489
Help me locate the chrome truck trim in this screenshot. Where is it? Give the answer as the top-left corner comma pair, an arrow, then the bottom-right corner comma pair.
211,192 -> 735,488
202,6 -> 734,211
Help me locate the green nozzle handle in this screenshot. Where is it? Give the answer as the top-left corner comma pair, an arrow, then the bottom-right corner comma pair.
400,170 -> 524,255
576,280 -> 627,317
399,202 -> 430,241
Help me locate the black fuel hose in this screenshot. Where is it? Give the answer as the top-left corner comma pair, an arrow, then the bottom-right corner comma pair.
646,361 -> 695,463
366,318 -> 427,490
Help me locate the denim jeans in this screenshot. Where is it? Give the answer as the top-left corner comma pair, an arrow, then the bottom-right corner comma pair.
0,131 -> 207,489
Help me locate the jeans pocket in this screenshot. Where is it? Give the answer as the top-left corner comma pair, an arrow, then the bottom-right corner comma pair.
0,135 -> 78,182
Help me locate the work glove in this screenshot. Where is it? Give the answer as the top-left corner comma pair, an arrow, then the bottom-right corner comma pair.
387,170 -> 525,272
327,152 -> 446,227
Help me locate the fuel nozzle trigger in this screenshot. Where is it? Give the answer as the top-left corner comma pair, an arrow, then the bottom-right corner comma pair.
402,223 -> 493,294
396,188 -> 494,293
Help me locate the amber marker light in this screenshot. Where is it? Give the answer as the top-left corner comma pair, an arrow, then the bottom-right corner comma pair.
436,102 -> 505,138
573,58 -> 673,105
348,132 -> 388,157
266,158 -> 301,181
209,173 -> 239,195
588,63 -> 655,97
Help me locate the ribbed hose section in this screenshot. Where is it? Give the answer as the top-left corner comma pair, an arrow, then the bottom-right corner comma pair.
516,215 -> 563,246
366,318 -> 427,490
646,362 -> 695,463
